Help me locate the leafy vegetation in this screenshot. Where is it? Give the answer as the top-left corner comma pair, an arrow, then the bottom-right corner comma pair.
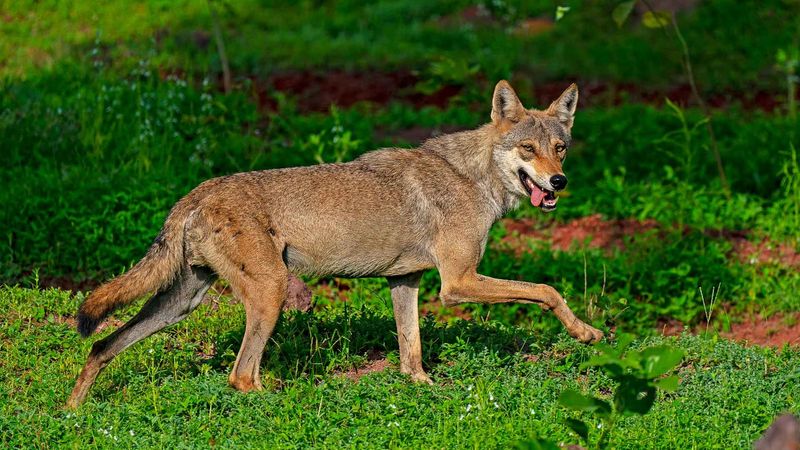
557,334 -> 684,448
1,286 -> 798,448
1,0 -> 799,447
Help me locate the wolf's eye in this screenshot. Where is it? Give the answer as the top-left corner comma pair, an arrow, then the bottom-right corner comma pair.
555,144 -> 567,153
520,143 -> 535,153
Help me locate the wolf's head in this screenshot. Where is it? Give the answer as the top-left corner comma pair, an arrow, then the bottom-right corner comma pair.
490,80 -> 577,212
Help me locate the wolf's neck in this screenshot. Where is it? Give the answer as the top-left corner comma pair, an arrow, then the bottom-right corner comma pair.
424,125 -> 514,216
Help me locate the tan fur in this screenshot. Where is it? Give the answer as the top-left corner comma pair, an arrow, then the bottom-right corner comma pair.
67,81 -> 602,408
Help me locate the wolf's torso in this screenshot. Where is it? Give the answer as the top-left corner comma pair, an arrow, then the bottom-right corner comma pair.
185,145 -> 504,278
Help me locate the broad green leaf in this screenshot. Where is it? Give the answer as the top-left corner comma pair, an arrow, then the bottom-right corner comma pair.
580,353 -> 618,370
640,345 -> 684,378
612,1 -> 636,28
594,342 -> 617,356
654,375 -> 680,392
619,356 -> 644,375
615,333 -> 636,354
555,6 -> 571,21
558,390 -> 613,417
642,11 -> 671,28
614,377 -> 657,415
566,418 -> 589,443
559,389 -> 595,410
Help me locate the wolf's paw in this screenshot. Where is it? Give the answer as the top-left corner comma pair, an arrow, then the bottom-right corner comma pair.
569,322 -> 604,344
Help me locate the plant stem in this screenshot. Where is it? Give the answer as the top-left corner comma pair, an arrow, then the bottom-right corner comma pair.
597,416 -> 616,449
208,0 -> 232,94
670,12 -> 730,198
639,0 -> 731,198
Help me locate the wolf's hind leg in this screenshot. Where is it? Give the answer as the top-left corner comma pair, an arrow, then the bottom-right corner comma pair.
66,265 -> 215,409
201,217 -> 288,393
225,269 -> 286,392
387,272 -> 432,384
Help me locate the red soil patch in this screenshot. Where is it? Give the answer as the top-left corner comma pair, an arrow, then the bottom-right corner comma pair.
436,5 -> 496,28
338,349 -> 391,382
256,70 -> 461,113
514,18 -> 555,36
503,215 -> 800,348
501,215 -> 799,269
721,313 -> 800,347
501,214 -> 660,253
729,238 -> 800,268
312,279 -> 352,303
657,317 -> 688,337
252,72 -> 794,115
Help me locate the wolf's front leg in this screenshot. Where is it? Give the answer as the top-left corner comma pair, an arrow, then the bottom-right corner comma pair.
440,273 -> 603,343
387,272 -> 432,384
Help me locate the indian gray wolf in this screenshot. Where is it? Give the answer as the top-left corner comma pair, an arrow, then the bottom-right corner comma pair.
67,80 -> 603,408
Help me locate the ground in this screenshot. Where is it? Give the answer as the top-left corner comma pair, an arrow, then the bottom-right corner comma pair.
1,0 -> 799,448
1,286 -> 798,448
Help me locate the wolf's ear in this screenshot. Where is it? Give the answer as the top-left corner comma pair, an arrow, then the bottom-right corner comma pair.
491,80 -> 526,124
547,83 -> 579,129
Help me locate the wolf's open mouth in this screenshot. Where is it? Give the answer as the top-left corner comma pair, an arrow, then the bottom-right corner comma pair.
518,169 -> 558,211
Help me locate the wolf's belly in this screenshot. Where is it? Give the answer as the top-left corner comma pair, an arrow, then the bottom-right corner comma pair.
282,242 -> 433,278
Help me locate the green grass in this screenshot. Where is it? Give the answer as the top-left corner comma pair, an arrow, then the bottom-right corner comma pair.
1,285 -> 798,448
1,2 -> 800,447
2,0 -> 798,94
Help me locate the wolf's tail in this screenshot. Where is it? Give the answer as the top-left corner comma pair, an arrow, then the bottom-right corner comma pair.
76,205 -> 190,337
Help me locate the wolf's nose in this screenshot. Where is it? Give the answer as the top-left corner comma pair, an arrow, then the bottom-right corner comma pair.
550,174 -> 568,191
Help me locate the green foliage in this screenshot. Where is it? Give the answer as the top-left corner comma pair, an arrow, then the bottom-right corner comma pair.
612,1 -> 636,28
759,143 -> 800,246
655,98 -> 708,183
1,1 -> 799,447
641,11 -> 671,29
775,45 -> 799,119
415,57 -> 481,97
2,61 -> 799,326
1,286 -> 798,448
0,63 -> 260,280
558,335 -> 684,448
305,107 -> 362,164
2,0 -> 798,93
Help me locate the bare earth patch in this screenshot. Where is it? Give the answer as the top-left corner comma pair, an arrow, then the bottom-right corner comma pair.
721,313 -> 800,347
337,350 -> 391,382
729,238 -> 800,268
501,215 -> 799,269
260,70 -> 460,113
502,214 -> 659,253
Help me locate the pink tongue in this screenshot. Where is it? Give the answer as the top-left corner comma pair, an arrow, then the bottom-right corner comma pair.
530,185 -> 546,207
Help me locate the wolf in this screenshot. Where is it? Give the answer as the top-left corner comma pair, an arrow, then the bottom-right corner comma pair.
67,80 -> 603,408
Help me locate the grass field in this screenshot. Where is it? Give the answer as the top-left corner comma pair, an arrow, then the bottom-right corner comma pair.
2,286 -> 799,448
1,0 -> 799,448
